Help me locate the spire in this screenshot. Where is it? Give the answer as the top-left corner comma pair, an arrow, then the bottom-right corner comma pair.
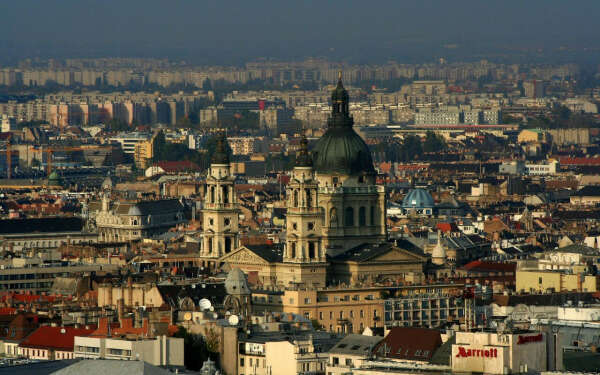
432,229 -> 446,265
330,70 -> 351,126
211,133 -> 230,164
295,134 -> 312,168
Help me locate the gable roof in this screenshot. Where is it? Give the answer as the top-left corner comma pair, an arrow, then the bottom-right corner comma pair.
155,160 -> 200,173
329,334 -> 381,355
373,327 -> 442,362
19,326 -> 95,351
220,244 -> 284,264
331,240 -> 427,263
430,334 -> 456,365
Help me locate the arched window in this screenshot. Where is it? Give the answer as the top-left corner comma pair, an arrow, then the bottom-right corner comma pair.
308,242 -> 315,259
359,207 -> 366,226
293,190 -> 299,207
210,186 -> 215,203
208,238 -> 213,253
330,207 -> 338,226
223,186 -> 229,204
305,188 -> 312,208
345,207 -> 354,227
225,237 -> 232,253
291,242 -> 296,259
370,206 -> 375,225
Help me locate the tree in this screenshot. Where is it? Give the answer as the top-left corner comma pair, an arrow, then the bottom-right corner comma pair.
311,319 -> 324,331
399,135 -> 423,161
423,131 -> 446,153
173,326 -> 218,371
175,115 -> 192,129
501,113 -> 520,124
106,118 -> 130,132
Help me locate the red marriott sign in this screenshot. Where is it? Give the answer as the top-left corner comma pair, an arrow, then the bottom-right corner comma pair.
517,334 -> 543,345
456,347 -> 498,358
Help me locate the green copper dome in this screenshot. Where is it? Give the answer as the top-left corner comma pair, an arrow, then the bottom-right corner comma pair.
47,171 -> 63,187
312,75 -> 375,176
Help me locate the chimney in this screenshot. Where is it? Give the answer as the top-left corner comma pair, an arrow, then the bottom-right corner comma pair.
117,298 -> 125,320
98,317 -> 108,333
120,317 -> 133,329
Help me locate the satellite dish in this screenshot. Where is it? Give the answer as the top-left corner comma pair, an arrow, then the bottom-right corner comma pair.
184,312 -> 192,321
199,298 -> 212,311
228,315 -> 239,326
212,312 -> 218,319
209,306 -> 215,312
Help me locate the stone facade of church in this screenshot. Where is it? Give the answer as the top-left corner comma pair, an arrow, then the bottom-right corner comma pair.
207,76 -> 428,287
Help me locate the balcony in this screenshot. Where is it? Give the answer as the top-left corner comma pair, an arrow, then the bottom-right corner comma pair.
203,202 -> 237,210
319,185 -> 384,195
287,207 -> 322,214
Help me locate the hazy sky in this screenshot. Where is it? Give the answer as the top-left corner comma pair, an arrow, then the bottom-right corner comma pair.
1,0 -> 599,64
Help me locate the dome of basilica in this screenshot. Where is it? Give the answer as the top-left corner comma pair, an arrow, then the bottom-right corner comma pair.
311,74 -> 375,176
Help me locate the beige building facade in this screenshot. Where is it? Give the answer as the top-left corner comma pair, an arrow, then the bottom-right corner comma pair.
452,331 -> 547,374
516,270 -> 599,293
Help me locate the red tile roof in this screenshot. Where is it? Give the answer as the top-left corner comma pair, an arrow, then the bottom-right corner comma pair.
91,317 -> 149,338
436,222 -> 459,233
0,307 -> 16,315
156,160 -> 200,172
20,326 -> 95,351
373,327 -> 442,362
559,157 -> 600,166
460,260 -> 516,273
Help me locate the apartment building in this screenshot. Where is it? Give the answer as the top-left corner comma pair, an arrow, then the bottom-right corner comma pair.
383,293 -> 465,329
326,334 -> 381,375
110,132 -> 152,155
0,262 -> 119,293
237,331 -> 338,375
253,284 -> 463,335
74,335 -> 183,367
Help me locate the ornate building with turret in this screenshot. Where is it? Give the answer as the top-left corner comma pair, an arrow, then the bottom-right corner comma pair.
200,134 -> 240,260
215,75 -> 427,287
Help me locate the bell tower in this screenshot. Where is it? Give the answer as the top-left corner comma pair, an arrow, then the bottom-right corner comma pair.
281,136 -> 327,287
201,134 -> 239,260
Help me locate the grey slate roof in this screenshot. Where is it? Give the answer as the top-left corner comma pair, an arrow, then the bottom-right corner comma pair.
89,199 -> 184,216
156,283 -> 227,309
556,244 -> 599,255
0,217 -> 83,234
430,334 -> 456,366
0,359 -> 78,375
328,334 -> 381,355
245,244 -> 284,263
51,360 -> 173,375
331,239 -> 426,262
